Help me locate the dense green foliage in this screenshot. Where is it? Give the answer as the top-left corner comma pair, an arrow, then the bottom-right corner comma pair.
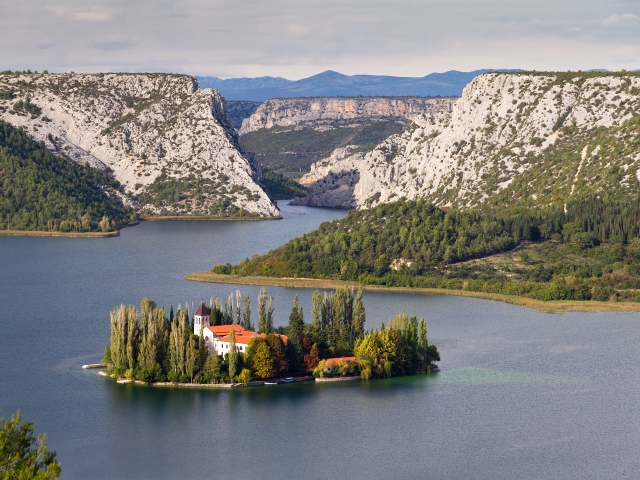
353,314 -> 439,378
241,120 -> 404,172
221,196 -> 640,302
261,170 -> 306,199
136,173 -> 262,217
106,290 -> 438,384
0,120 -> 133,231
0,410 -> 61,479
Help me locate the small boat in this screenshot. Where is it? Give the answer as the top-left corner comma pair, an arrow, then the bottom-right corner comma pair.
278,378 -> 294,384
264,381 -> 278,385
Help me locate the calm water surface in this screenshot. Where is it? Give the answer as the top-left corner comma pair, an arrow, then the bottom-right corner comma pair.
2,202 -> 640,479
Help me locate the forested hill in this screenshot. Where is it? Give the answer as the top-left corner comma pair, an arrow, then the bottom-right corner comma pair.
0,120 -> 134,232
215,197 -> 640,302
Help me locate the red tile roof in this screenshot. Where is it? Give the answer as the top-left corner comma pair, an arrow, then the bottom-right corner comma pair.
207,324 -> 245,335
215,331 -> 288,345
325,357 -> 359,367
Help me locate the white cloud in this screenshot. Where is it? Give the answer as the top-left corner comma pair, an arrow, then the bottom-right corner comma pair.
603,13 -> 639,26
3,0 -> 640,77
74,10 -> 114,22
47,5 -> 114,22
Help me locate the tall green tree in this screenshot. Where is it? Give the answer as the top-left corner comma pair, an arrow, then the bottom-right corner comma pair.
235,290 -> 242,325
320,292 -> 333,345
287,295 -> 304,370
228,328 -> 238,382
243,294 -> 252,330
246,338 -> 274,379
266,295 -> 274,334
352,288 -> 366,342
168,310 -> 188,381
203,353 -> 221,383
109,305 -> 128,374
0,411 -> 61,479
418,318 -> 428,349
258,288 -> 268,333
266,334 -> 288,375
185,334 -> 199,383
310,290 -> 322,337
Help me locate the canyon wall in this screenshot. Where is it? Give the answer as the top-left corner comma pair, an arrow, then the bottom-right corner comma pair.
0,73 -> 279,216
292,73 -> 640,210
239,97 -> 456,134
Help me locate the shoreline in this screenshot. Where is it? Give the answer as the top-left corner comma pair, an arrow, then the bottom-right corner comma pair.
97,370 -> 315,389
139,215 -> 281,221
184,272 -> 640,314
0,216 -> 282,238
0,229 -> 120,238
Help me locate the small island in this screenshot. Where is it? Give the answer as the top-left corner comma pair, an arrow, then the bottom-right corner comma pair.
101,287 -> 440,386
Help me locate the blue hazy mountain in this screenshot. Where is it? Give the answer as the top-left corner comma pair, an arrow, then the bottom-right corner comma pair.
195,69 -> 521,101
197,76 -> 293,91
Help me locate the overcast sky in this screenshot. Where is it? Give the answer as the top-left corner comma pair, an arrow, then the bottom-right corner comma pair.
1,0 -> 639,79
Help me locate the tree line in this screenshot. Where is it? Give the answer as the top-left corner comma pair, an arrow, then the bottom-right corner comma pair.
213,196 -> 640,302
0,120 -> 134,232
103,288 -> 439,384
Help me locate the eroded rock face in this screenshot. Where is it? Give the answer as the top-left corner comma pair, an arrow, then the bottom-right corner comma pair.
290,146 -> 364,208
239,97 -> 456,134
0,73 -> 279,217
295,73 -> 640,209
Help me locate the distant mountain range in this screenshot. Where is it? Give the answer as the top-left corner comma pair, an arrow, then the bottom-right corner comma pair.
196,70 -> 523,101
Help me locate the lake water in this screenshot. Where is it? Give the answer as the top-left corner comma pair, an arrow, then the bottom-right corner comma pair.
2,201 -> 640,479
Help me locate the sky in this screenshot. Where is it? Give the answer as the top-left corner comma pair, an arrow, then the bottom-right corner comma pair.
1,0 -> 639,79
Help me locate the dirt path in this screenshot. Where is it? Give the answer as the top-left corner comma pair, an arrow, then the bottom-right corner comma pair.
570,145 -> 589,197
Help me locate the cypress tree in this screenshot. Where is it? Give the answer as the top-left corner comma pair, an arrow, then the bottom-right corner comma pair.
236,290 -> 242,325
258,288 -> 267,333
311,290 -> 322,336
418,318 -> 428,349
228,328 -> 237,382
352,288 -> 366,343
185,335 -> 199,383
266,296 -> 274,335
244,294 -> 252,330
287,295 -> 304,369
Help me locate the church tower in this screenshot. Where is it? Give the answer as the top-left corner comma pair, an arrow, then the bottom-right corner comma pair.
193,301 -> 210,336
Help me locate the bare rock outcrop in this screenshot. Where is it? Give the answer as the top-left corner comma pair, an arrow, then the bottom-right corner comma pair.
239,97 -> 456,134
0,72 -> 279,217
295,73 -> 640,209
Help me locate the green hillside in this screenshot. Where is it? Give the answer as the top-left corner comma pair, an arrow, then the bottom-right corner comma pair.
484,117 -> 640,212
241,119 -> 405,173
0,120 -> 134,232
214,197 -> 640,302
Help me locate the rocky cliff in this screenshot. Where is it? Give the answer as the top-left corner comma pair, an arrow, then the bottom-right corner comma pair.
0,72 -> 279,217
239,97 -> 456,134
292,72 -> 640,210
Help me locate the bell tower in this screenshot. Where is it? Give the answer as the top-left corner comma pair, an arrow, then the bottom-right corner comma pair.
193,301 -> 210,336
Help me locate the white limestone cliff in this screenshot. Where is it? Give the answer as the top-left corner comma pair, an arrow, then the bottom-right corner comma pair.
294,73 -> 640,209
0,72 -> 279,216
239,97 -> 456,134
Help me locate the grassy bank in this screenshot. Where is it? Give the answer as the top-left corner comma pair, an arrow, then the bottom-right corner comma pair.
184,272 -> 640,314
0,229 -> 119,238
